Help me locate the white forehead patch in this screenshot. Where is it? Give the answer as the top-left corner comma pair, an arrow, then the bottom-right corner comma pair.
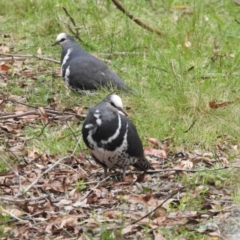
110,94 -> 123,109
55,32 -> 68,42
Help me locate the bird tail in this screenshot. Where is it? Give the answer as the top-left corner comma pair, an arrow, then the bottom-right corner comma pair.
133,157 -> 154,171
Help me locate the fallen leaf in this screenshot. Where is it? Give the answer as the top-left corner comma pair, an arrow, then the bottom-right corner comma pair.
144,147 -> 167,158
176,160 -> 193,170
37,47 -> 42,55
0,45 -> 10,53
153,207 -> 167,218
0,63 -> 10,71
147,138 -> 160,147
209,98 -> 239,109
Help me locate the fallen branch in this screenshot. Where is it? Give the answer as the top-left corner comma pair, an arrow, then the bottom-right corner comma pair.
0,108 -> 86,120
0,53 -> 59,64
145,166 -> 229,174
0,194 -> 49,203
111,0 -> 163,36
14,156 -> 70,197
0,57 -> 29,61
0,110 -> 40,120
15,134 -> 83,197
75,176 -> 111,205
1,207 -> 29,224
131,185 -> 191,224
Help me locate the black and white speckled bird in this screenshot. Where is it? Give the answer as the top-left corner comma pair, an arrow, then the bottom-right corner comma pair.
82,94 -> 153,177
52,33 -> 131,93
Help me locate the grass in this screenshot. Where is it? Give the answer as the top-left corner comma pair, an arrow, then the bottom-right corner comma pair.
1,0 -> 240,238
2,0 -> 240,150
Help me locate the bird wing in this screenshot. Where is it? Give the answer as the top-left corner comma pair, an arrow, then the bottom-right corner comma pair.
125,119 -> 145,158
68,56 -> 127,90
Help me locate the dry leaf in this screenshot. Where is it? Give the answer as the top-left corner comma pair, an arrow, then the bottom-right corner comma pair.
38,107 -> 49,123
37,47 -> 42,55
176,160 -> 193,169
144,147 -> 167,158
0,63 -> 10,71
147,138 -> 160,147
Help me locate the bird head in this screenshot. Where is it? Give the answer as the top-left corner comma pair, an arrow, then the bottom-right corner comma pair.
104,94 -> 128,116
52,33 -> 74,47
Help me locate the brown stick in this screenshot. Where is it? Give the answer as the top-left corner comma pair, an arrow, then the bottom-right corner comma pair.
111,0 -> 163,36
0,53 -> 59,63
0,109 -> 86,120
131,185 -> 192,225
15,134 -> 83,198
61,7 -> 83,43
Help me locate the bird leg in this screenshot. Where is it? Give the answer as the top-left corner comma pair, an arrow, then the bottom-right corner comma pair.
122,167 -> 127,178
103,167 -> 108,178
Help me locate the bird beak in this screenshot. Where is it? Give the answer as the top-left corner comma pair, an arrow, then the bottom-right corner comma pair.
118,107 -> 128,116
51,41 -> 58,46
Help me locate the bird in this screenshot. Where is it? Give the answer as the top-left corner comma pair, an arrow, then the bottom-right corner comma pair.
82,94 -> 153,178
52,33 -> 131,93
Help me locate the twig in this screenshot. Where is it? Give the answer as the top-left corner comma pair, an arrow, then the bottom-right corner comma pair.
72,136 -> 88,176
0,109 -> 86,120
131,185 -> 191,224
6,98 -> 38,109
99,52 -> 142,56
0,156 -> 22,193
0,194 -> 49,203
111,0 -> 163,36
0,53 -> 59,63
184,119 -> 197,133
0,210 -> 49,225
65,120 -> 79,142
235,18 -> 240,24
0,57 -> 29,61
61,7 -> 82,42
72,179 -> 104,186
0,110 -> 39,120
1,207 -> 29,224
75,176 -> 110,205
145,166 -> 229,174
36,122 -> 51,137
15,133 -> 82,197
56,16 -> 81,37
14,156 -> 71,197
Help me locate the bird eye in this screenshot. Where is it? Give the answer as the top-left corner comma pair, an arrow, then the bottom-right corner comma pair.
110,102 -> 116,108
60,38 -> 65,42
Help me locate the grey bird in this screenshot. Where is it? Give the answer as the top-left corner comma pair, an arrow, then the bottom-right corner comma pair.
52,33 -> 131,93
82,94 -> 153,178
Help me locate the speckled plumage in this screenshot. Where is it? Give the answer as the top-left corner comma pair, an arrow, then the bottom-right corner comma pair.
82,94 -> 153,177
52,33 -> 131,93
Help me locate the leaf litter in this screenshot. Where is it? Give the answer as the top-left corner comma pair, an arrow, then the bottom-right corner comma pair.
0,56 -> 240,239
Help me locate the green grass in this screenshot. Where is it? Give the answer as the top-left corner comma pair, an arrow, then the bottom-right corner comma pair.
1,0 -> 240,238
2,0 -> 240,151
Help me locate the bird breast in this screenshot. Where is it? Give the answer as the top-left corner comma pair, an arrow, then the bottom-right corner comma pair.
89,124 -> 139,169
85,112 -> 138,169
61,48 -> 72,77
